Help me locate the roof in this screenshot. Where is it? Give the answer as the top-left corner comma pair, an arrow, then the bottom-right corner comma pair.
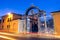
51,10 -> 60,13
12,13 -> 22,16
2,12 -> 22,18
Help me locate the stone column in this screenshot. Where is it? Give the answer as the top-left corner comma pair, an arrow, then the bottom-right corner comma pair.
44,13 -> 48,33
24,16 -> 27,34
38,17 -> 41,33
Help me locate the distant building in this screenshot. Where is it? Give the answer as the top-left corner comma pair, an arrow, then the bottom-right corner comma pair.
0,13 -> 26,33
52,10 -> 60,35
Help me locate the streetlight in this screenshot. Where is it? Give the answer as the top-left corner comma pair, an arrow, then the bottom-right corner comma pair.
8,12 -> 13,19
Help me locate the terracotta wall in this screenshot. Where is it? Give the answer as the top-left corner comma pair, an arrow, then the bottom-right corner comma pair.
52,12 -> 60,35
0,13 -> 22,33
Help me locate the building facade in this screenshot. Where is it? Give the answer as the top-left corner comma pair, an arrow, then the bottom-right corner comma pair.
0,13 -> 26,33
52,10 -> 60,35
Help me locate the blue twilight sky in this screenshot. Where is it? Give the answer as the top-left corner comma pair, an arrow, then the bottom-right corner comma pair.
0,0 -> 60,17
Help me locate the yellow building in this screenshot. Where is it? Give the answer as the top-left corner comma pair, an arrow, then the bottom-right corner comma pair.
52,10 -> 60,35
0,13 -> 26,33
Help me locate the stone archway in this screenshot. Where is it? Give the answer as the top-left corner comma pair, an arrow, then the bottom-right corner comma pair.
25,5 -> 43,33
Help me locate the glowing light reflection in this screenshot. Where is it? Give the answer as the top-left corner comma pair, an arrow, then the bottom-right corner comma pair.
0,35 -> 16,40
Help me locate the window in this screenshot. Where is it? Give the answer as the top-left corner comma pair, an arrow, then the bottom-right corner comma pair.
3,19 -> 4,22
0,26 -> 3,30
7,18 -> 9,22
10,18 -> 11,21
0,20 -> 1,23
2,25 -> 4,29
7,18 -> 11,22
7,25 -> 10,29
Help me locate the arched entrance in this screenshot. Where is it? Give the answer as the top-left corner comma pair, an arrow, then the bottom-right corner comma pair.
25,5 -> 44,33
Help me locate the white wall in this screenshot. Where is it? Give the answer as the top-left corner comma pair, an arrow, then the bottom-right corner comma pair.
18,19 -> 25,33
